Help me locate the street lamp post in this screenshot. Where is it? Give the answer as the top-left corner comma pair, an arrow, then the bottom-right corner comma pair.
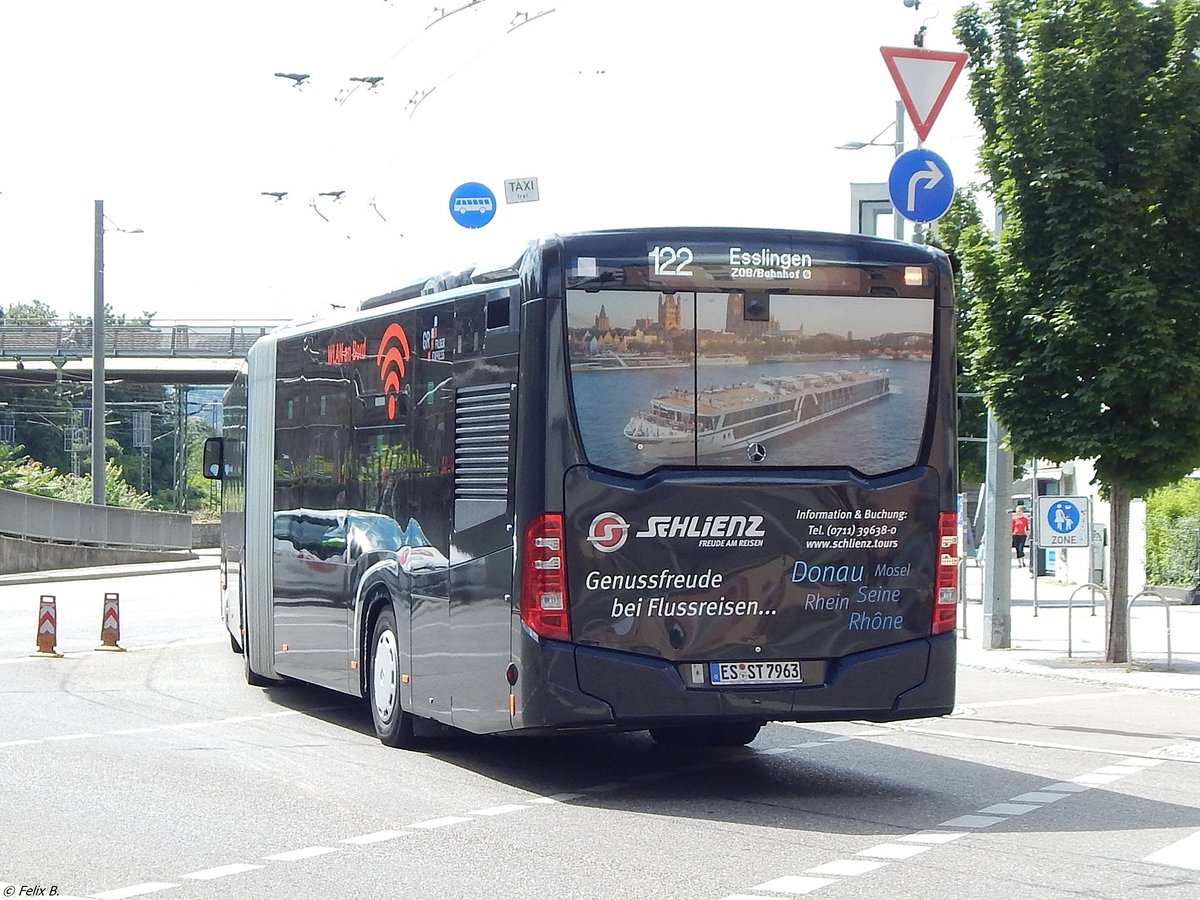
836,101 -> 907,240
93,200 -> 106,506
92,200 -> 142,506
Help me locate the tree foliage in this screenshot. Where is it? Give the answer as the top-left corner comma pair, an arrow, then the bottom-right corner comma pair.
955,0 -> 1200,660
954,0 -> 1200,495
0,443 -> 151,508
1144,477 -> 1200,585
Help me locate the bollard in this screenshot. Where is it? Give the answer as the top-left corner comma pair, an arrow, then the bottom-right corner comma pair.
95,592 -> 126,652
32,594 -> 64,658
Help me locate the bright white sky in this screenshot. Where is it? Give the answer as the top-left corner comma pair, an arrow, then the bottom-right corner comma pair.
0,0 -> 981,325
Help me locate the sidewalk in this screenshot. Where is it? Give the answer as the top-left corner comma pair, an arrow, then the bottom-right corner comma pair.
957,558 -> 1200,695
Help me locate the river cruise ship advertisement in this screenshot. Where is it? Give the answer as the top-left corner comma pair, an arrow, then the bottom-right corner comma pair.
566,285 -> 933,476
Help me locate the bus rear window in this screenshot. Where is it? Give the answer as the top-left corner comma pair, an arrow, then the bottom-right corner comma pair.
566,288 -> 934,474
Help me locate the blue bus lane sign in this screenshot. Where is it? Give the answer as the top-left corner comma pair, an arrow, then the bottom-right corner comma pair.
449,182 -> 497,228
1036,496 -> 1091,548
888,149 -> 954,223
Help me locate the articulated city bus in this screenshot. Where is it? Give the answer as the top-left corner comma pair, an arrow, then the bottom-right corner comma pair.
204,227 -> 959,748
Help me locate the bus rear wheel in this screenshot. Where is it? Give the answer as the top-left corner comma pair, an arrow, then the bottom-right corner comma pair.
369,607 -> 415,748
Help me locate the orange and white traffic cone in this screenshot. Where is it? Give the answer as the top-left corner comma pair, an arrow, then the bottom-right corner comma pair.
32,595 -> 63,658
96,592 -> 125,652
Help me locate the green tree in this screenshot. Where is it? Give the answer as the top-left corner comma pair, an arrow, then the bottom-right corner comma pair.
955,0 -> 1200,661
4,300 -> 57,325
929,188 -> 990,488
1144,478 -> 1200,586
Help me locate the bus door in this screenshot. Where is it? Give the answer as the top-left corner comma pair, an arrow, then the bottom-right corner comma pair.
404,312 -> 455,720
447,289 -> 520,733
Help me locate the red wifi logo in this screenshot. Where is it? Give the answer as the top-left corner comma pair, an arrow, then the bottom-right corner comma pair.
376,323 -> 411,420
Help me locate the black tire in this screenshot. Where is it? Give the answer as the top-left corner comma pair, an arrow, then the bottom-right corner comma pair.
368,607 -> 415,748
242,606 -> 273,687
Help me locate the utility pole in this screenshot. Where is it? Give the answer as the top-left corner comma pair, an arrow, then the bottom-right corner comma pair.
982,408 -> 1013,648
92,200 -> 106,505
893,100 -> 905,241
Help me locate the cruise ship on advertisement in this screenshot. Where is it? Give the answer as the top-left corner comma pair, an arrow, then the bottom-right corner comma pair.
623,370 -> 890,457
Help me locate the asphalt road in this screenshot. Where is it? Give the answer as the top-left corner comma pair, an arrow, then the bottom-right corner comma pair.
1,565 -> 1198,900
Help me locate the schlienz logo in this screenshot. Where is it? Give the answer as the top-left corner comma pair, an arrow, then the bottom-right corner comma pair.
586,512 -> 630,553
635,515 -> 766,539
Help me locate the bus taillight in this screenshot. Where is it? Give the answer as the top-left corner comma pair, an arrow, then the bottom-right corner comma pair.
521,514 -> 570,641
933,512 -> 958,635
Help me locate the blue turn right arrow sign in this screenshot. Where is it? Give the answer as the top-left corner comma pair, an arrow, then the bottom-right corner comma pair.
888,149 -> 954,223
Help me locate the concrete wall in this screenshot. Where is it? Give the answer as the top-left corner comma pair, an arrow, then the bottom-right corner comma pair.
192,522 -> 220,549
0,488 -> 192,550
0,534 -> 194,575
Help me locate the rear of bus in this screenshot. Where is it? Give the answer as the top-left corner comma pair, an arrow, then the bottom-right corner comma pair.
512,228 -> 957,739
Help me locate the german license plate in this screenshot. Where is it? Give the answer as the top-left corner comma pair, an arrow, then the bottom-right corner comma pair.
709,660 -> 803,685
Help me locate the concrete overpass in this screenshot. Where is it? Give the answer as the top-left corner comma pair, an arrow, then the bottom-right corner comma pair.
0,320 -> 289,386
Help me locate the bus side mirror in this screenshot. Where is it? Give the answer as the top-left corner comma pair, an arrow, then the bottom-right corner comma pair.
202,437 -> 224,480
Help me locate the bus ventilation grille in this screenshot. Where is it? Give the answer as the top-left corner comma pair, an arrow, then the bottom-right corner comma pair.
454,383 -> 513,500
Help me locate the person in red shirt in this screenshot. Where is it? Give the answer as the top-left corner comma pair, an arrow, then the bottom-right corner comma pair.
1011,505 -> 1031,566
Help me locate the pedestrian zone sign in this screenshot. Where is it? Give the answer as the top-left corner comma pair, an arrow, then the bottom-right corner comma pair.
1035,496 -> 1091,548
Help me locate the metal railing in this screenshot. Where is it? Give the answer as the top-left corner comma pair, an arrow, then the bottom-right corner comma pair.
1127,589 -> 1175,671
0,320 -> 286,360
0,488 -> 191,550
1066,582 -> 1105,658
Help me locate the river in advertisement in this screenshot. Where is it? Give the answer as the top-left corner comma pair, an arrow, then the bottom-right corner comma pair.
570,358 -> 930,474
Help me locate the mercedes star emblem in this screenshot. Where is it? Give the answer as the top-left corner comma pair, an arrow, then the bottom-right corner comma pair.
746,442 -> 767,463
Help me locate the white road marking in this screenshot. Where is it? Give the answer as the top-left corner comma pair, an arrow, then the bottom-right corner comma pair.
340,830 -> 410,844
978,803 -> 1041,816
0,739 -> 39,747
857,843 -> 931,860
408,816 -> 472,829
1072,773 -> 1123,785
1095,764 -> 1148,775
752,875 -> 838,893
806,859 -> 887,877
1144,829 -> 1200,871
468,804 -> 529,816
897,832 -> 966,844
46,732 -> 99,741
874,724 -> 1189,759
530,792 -> 585,803
1043,782 -> 1093,792
939,814 -> 1007,828
90,883 -> 179,899
1010,791 -> 1071,803
182,863 -> 264,879
961,689 -> 1143,709
263,846 -> 338,861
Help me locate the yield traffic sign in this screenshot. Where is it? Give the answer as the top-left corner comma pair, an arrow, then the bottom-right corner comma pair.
880,46 -> 967,142
888,149 -> 954,223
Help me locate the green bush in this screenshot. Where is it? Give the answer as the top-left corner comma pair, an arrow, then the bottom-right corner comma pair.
1145,479 -> 1200,586
0,444 -> 151,508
